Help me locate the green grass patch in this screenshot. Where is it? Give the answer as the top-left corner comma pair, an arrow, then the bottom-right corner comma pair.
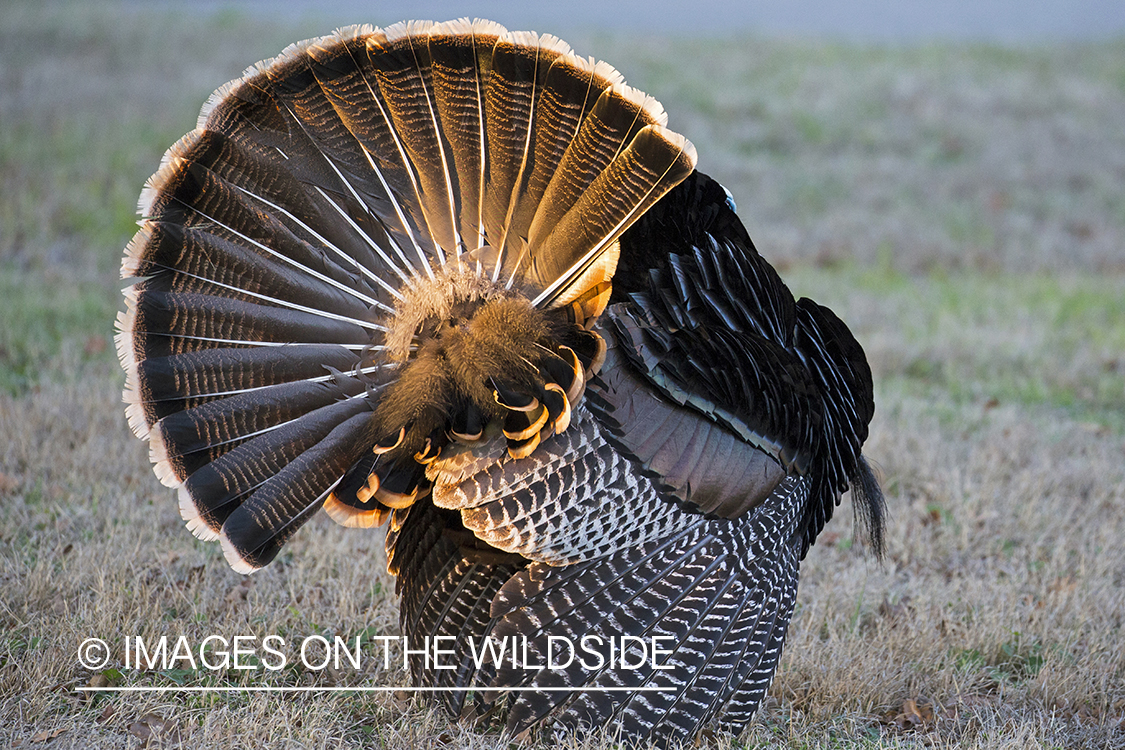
954,633 -> 1048,685
0,114 -> 183,271
0,268 -> 120,395
787,265 -> 1125,432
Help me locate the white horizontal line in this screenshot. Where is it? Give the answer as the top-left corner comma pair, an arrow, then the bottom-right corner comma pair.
74,686 -> 673,693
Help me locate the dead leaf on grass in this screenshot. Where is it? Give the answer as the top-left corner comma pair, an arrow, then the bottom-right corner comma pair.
879,697 -> 936,732
128,714 -> 182,747
0,472 -> 19,496
158,550 -> 182,566
83,335 -> 108,355
878,595 -> 913,624
1048,575 -> 1078,596
87,672 -> 109,691
226,577 -> 254,604
29,727 -> 67,744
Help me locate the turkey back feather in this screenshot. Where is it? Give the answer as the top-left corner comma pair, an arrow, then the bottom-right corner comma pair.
613,171 -> 883,558
485,477 -> 806,744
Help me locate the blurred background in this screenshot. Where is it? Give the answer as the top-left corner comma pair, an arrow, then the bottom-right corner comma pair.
152,0 -> 1125,39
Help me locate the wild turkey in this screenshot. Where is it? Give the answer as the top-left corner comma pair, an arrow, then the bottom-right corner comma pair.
116,19 -> 885,746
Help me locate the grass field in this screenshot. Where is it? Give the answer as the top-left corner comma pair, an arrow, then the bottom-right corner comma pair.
1,2 -> 1123,748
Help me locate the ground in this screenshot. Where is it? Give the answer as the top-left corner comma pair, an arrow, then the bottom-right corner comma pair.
1,2 -> 1123,748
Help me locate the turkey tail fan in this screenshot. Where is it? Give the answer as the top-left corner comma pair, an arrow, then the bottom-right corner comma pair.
483,477 -> 807,744
117,20 -> 696,573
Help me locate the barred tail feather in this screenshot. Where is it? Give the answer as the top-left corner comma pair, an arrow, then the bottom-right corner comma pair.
151,378 -> 367,487
426,20 -> 496,252
220,410 -> 373,572
176,396 -> 371,543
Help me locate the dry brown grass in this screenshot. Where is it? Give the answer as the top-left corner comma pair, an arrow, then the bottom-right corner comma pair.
2,2 -> 1123,748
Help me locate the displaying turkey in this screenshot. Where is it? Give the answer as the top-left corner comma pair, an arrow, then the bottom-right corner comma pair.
116,19 -> 885,746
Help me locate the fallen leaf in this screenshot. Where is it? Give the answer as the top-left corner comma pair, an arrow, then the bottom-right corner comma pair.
226,577 -> 254,604
128,714 -> 181,748
901,698 -> 924,728
98,704 -> 116,724
158,550 -> 182,566
29,727 -> 66,744
1066,220 -> 1094,240
0,472 -> 18,496
1048,576 -> 1078,595
879,697 -> 936,732
878,595 -> 913,623
987,191 -> 1010,213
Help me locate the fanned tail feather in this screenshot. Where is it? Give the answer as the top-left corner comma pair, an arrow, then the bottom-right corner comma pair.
368,21 -> 462,262
176,396 -> 370,545
119,20 -> 696,574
